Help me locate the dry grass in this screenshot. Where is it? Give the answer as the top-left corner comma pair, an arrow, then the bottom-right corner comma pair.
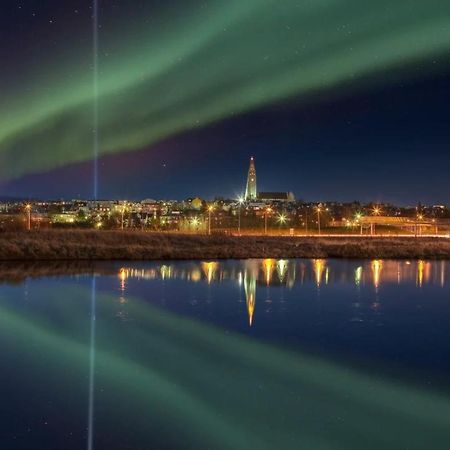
0,230 -> 449,261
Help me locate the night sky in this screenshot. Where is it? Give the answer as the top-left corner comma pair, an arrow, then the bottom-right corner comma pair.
1,0 -> 449,204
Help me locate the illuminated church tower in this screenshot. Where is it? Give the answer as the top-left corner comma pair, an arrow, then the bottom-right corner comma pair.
245,157 -> 257,200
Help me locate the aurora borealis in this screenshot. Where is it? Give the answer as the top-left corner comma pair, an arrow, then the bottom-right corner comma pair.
1,0 -> 450,201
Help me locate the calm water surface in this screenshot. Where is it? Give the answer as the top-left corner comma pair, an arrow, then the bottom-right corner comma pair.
1,259 -> 450,450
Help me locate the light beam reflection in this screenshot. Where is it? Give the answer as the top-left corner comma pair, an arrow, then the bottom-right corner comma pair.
87,276 -> 96,450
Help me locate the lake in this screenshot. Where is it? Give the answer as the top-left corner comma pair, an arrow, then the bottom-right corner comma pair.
1,259 -> 449,450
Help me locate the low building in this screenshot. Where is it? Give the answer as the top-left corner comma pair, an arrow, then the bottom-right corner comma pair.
257,192 -> 295,202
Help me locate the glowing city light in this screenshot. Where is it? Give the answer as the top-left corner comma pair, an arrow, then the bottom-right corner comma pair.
372,206 -> 382,216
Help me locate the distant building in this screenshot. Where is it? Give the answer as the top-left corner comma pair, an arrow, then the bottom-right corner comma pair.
245,157 -> 257,200
244,157 -> 295,203
257,192 -> 296,202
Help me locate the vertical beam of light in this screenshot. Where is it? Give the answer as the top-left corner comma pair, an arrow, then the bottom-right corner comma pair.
87,276 -> 97,450
88,2 -> 99,446
92,0 -> 99,200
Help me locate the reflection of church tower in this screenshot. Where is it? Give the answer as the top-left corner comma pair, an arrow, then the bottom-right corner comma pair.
245,157 -> 257,200
244,272 -> 256,326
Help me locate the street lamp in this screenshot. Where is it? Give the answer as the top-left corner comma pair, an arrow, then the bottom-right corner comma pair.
208,205 -> 214,235
316,204 -> 322,236
305,207 -> 308,235
371,206 -> 381,236
25,204 -> 31,231
121,202 -> 127,230
237,196 -> 244,235
264,207 -> 272,235
372,206 -> 381,216
277,213 -> 287,225
191,217 -> 199,232
355,212 -> 363,235
416,213 -> 424,237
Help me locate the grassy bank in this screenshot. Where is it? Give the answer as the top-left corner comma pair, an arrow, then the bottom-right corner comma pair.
0,230 -> 449,260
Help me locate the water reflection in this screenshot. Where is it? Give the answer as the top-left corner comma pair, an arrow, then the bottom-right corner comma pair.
117,259 -> 446,290
312,259 -> 327,287
112,259 -> 448,327
371,260 -> 383,290
2,260 -> 450,449
201,262 -> 218,284
262,258 -> 275,286
1,278 -> 450,450
244,273 -> 256,327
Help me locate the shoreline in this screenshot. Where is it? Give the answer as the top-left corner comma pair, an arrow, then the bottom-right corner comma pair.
1,230 -> 450,261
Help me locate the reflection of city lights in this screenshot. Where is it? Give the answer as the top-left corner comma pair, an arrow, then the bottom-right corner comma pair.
276,260 -> 288,283
312,259 -> 326,287
201,261 -> 218,284
190,268 -> 201,282
286,263 -> 296,290
160,265 -> 171,280
118,268 -> 127,303
262,259 -> 275,285
417,260 -> 425,287
371,260 -> 383,289
114,260 -> 443,294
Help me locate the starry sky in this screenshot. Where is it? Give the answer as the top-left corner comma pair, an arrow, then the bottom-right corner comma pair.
1,0 -> 449,204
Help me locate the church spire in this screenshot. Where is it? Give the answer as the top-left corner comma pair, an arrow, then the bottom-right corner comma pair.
245,157 -> 257,200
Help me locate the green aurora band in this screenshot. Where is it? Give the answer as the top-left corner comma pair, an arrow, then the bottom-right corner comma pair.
1,0 -> 450,180
1,283 -> 450,449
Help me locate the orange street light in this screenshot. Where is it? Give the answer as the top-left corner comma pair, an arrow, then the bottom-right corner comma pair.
264,207 -> 272,235
315,204 -> 322,235
372,206 -> 382,216
237,196 -> 244,235
25,204 -> 32,231
121,201 -> 128,230
208,205 -> 214,235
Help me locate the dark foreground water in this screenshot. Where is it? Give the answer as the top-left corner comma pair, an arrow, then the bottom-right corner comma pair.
1,259 -> 450,450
